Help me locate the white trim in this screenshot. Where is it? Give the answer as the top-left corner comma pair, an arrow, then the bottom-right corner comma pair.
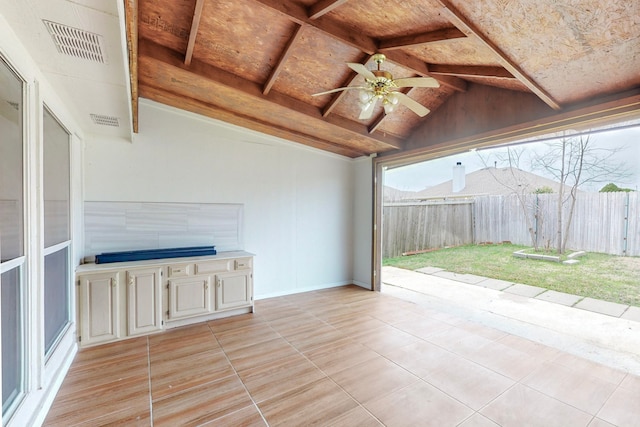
43,241 -> 70,257
0,257 -> 26,274
254,280 -> 354,300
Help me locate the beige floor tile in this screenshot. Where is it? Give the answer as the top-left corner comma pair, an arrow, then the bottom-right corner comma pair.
225,337 -> 299,373
364,381 -> 474,427
426,326 -> 495,357
238,353 -> 326,403
283,322 -> 347,352
330,357 -> 419,404
392,316 -> 454,340
552,352 -> 628,385
481,384 -> 593,427
150,349 -> 236,401
303,338 -> 380,376
423,353 -> 515,410
497,334 -> 560,361
383,340 -> 455,378
207,312 -> 267,334
468,340 -> 544,380
597,385 -> 640,427
522,362 -> 619,414
458,413 -> 501,427
324,406 -> 384,427
328,314 -> 388,336
259,378 -> 359,427
588,418 -> 617,427
351,324 -> 422,355
198,404 -> 267,426
214,323 -> 281,352
152,376 -> 253,427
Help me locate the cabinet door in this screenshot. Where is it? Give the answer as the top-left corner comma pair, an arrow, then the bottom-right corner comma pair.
79,272 -> 120,346
168,276 -> 211,320
127,268 -> 163,336
215,270 -> 252,311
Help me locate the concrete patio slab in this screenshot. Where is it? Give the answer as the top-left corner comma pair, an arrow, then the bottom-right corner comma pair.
479,278 -> 514,291
381,266 -> 640,374
535,290 -> 583,307
574,298 -> 629,317
621,306 -> 640,322
415,266 -> 445,275
432,271 -> 486,285
503,283 -> 547,298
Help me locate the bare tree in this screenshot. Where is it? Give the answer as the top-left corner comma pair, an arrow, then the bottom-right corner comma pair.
478,147 -> 545,250
532,134 -> 632,253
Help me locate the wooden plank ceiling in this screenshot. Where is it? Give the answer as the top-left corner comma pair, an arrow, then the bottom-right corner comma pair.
126,0 -> 640,158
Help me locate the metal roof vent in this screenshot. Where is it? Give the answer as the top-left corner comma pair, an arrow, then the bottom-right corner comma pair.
90,114 -> 119,127
43,20 -> 107,64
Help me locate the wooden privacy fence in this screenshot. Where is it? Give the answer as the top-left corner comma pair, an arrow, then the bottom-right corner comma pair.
383,192 -> 639,258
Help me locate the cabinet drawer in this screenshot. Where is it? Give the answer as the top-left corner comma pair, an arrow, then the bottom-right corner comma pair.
194,260 -> 231,274
167,264 -> 191,277
234,258 -> 252,270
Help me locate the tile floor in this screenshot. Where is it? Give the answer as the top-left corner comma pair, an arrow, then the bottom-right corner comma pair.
44,285 -> 640,426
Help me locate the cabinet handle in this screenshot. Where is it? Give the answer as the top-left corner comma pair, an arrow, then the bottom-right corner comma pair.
129,276 -> 135,287
111,278 -> 116,287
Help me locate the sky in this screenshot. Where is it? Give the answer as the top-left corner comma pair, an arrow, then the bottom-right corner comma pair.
384,124 -> 640,193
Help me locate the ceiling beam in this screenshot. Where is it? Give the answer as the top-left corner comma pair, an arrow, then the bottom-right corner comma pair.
309,0 -> 349,20
139,38 -> 404,150
383,51 -> 467,92
429,64 -> 514,79
436,0 -> 561,110
263,24 -> 304,95
379,27 -> 466,50
184,0 -> 205,66
253,0 -> 466,92
124,0 -> 139,133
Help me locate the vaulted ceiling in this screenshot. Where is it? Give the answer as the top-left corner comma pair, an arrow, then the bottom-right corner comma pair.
2,1 -> 639,160
126,0 -> 640,159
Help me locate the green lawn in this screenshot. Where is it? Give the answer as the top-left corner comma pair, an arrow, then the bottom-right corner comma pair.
383,244 -> 640,307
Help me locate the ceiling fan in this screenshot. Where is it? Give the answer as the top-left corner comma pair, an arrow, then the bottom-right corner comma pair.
312,53 -> 440,120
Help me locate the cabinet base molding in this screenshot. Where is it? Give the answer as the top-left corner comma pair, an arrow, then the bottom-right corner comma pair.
165,306 -> 253,329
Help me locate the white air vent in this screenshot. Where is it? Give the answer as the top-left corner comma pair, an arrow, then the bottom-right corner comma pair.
43,20 -> 107,64
90,114 -> 119,127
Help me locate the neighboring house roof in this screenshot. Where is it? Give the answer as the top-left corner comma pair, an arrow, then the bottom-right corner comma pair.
383,186 -> 419,202
410,167 -> 571,199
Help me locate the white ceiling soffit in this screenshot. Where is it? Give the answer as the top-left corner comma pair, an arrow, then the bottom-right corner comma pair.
0,0 -> 132,139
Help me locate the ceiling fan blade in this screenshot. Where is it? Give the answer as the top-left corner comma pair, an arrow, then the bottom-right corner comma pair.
347,63 -> 377,81
394,92 -> 430,117
311,86 -> 366,96
359,98 -> 378,120
393,77 -> 440,88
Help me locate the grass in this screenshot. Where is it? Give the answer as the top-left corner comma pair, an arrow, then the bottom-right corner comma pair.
383,244 -> 640,307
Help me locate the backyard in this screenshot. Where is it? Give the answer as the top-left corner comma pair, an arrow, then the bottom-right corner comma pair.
383,244 -> 640,307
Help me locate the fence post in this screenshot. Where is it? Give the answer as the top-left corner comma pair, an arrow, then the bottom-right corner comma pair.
623,192 -> 630,256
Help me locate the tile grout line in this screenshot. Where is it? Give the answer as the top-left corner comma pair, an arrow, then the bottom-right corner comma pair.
206,322 -> 271,426
146,336 -> 154,427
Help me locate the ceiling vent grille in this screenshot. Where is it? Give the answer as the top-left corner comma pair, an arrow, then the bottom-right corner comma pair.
90,114 -> 120,127
43,20 -> 107,64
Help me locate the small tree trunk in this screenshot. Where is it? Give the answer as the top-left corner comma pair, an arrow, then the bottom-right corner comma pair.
556,140 -> 566,254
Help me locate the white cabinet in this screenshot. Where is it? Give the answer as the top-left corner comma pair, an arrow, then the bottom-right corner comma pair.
78,272 -> 120,346
127,268 -> 163,336
168,276 -> 212,320
215,257 -> 252,311
76,251 -> 254,347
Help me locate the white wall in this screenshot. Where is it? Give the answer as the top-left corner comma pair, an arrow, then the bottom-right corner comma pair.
84,100 -> 360,297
